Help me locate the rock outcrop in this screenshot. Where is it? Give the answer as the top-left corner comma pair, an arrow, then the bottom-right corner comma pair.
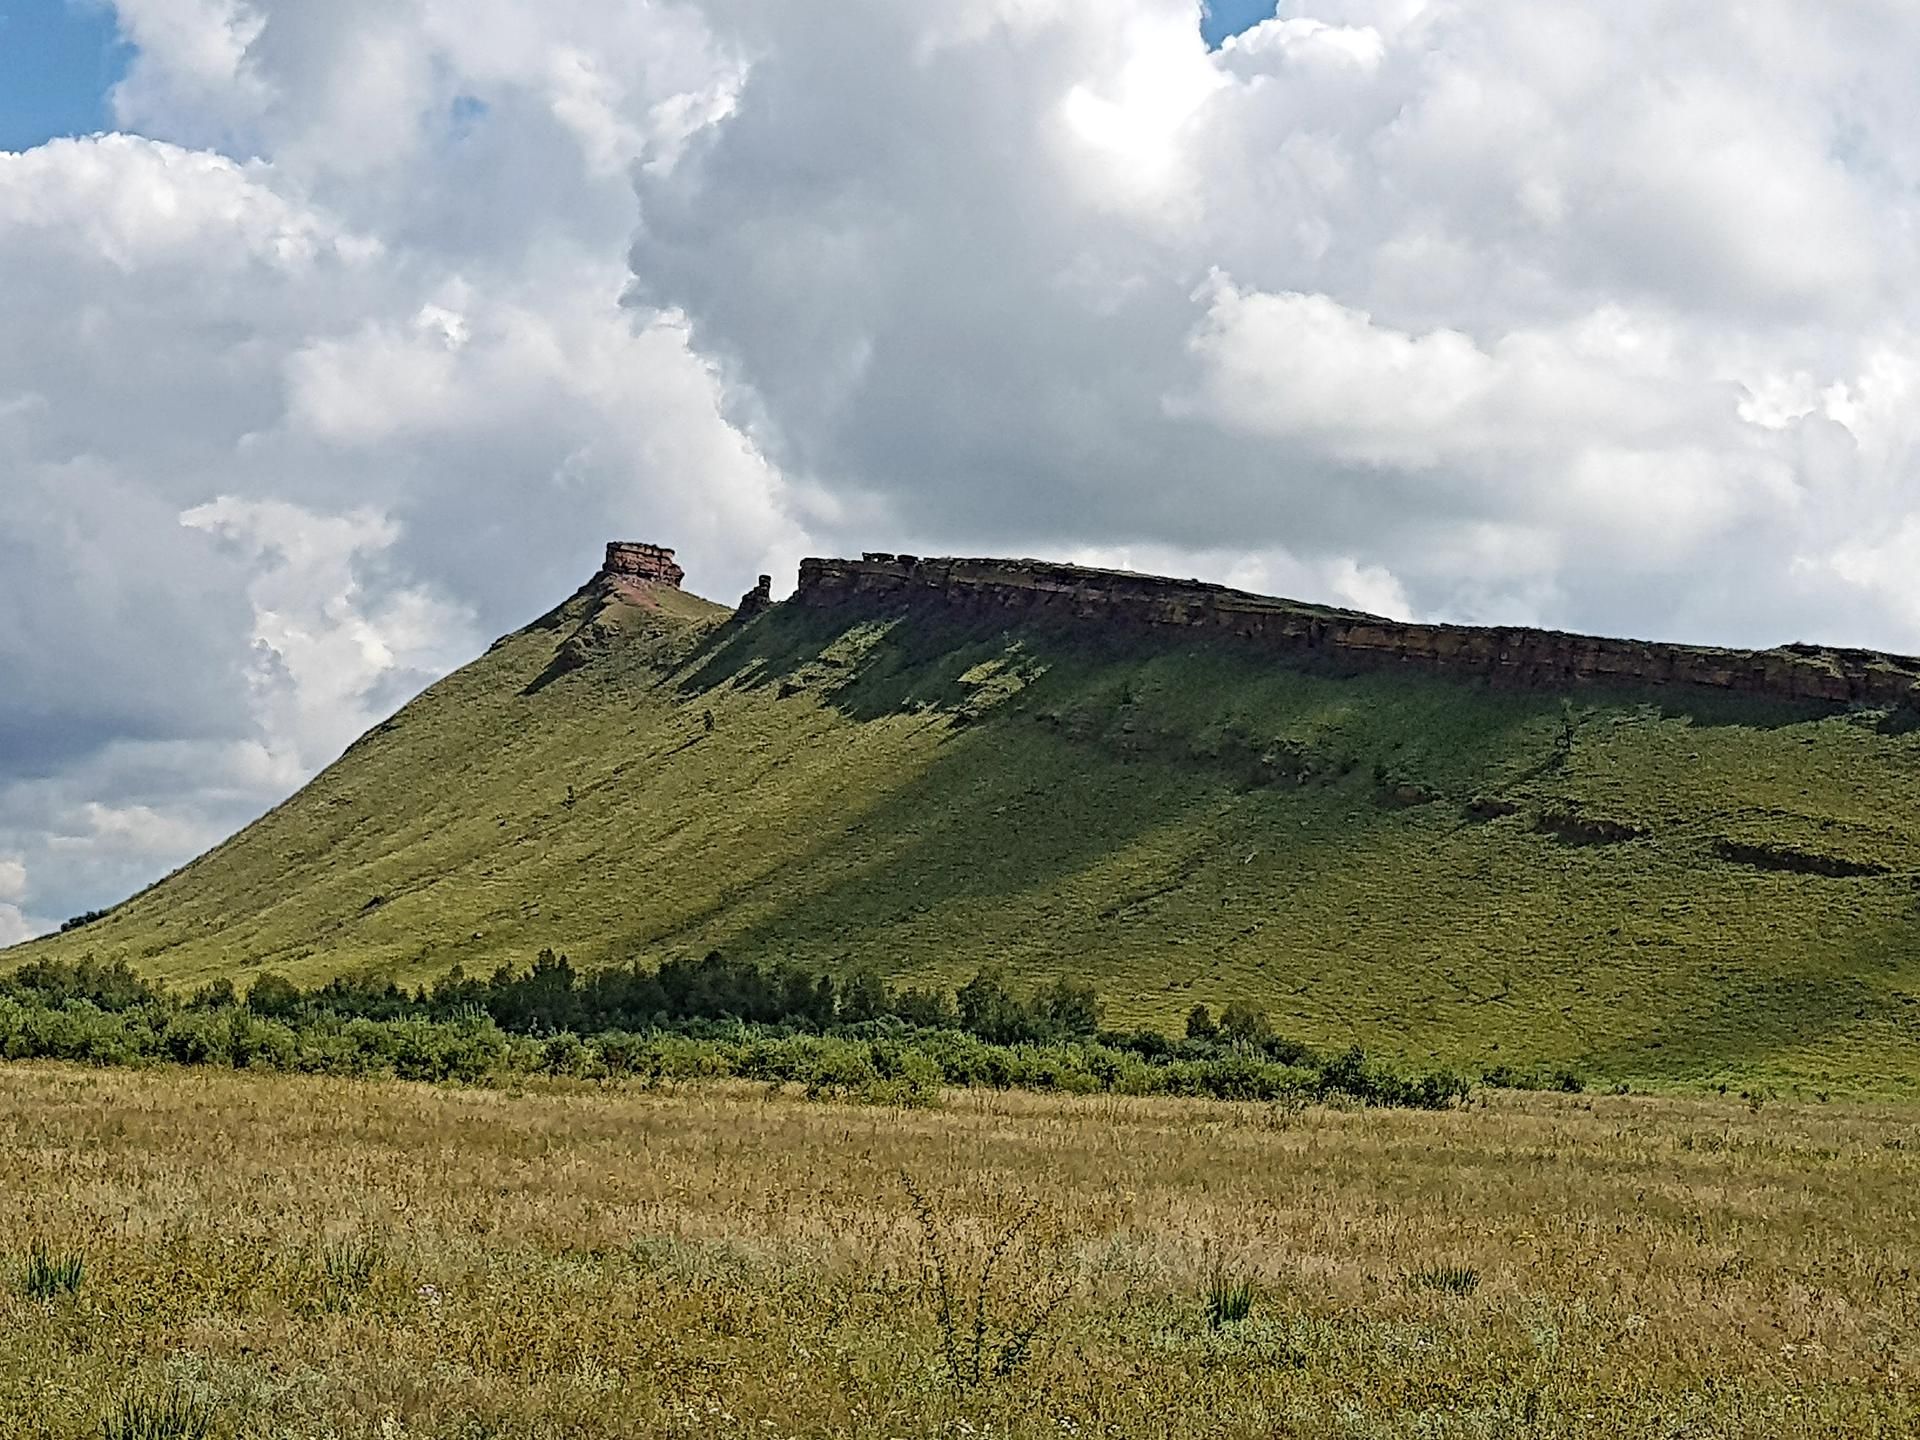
602,541 -> 685,588
736,574 -> 773,619
793,553 -> 1920,710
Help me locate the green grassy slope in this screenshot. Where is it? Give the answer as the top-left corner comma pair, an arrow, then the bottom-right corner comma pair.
16,574 -> 1920,1092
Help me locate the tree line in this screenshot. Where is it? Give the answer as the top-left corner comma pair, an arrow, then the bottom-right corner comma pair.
0,951 -> 1474,1109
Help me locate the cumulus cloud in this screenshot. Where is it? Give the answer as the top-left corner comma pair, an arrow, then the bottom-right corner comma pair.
629,0 -> 1920,646
0,859 -> 36,948
7,0 -> 1920,931
0,909 -> 35,950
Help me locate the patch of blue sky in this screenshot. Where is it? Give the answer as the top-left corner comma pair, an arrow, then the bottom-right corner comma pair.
1201,0 -> 1280,49
0,0 -> 129,151
449,94 -> 489,137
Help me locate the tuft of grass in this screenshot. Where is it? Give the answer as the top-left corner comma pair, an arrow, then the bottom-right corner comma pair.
1406,1263 -> 1482,1297
99,1388 -> 213,1440
21,1240 -> 84,1301
1203,1268 -> 1256,1328
313,1232 -> 388,1312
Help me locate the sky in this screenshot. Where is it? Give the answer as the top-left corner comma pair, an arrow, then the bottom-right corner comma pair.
0,2 -> 127,149
2,0 -> 1919,944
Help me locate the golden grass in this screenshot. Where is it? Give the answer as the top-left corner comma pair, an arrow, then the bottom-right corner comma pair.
4,1065 -> 1918,1437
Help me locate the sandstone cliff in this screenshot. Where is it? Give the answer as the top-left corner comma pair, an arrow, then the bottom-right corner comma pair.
603,541 -> 685,589
793,553 -> 1920,710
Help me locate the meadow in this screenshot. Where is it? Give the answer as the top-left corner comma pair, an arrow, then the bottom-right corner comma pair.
6,1064 -> 1918,1438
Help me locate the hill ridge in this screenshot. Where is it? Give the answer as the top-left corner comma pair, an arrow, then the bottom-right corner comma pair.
14,539 -> 1920,1094
796,552 -> 1920,710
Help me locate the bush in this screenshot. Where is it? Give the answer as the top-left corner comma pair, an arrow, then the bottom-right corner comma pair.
159,1011 -> 232,1067
244,972 -> 303,1019
540,1031 -> 599,1079
3,956 -> 159,1010
1031,976 -> 1103,1038
225,1012 -> 298,1072
863,1042 -> 942,1107
798,1037 -> 879,1098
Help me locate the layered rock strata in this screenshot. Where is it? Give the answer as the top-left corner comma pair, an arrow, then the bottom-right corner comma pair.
602,541 -> 685,588
793,553 -> 1920,710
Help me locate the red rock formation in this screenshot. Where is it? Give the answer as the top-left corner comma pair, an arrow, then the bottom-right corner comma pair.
602,541 -> 685,588
793,554 -> 1920,711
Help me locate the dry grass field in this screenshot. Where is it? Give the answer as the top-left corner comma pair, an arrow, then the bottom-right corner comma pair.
4,1065 -> 1919,1438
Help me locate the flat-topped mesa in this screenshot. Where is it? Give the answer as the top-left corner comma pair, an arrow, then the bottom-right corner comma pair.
794,553 -> 1920,711
602,541 -> 685,588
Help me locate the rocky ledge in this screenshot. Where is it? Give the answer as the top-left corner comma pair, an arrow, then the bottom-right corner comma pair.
602,541 -> 685,588
792,553 -> 1920,710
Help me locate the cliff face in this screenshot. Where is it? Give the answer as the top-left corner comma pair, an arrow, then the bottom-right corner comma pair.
603,541 -> 686,588
794,553 -> 1920,710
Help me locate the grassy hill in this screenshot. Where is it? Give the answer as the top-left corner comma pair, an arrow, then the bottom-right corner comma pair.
14,561 -> 1920,1093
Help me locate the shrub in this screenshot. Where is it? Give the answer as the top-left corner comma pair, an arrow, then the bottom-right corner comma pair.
1032,976 -> 1103,1038
838,968 -> 891,1023
638,1034 -> 734,1083
224,1012 -> 298,1072
594,1029 -> 657,1078
800,1038 -> 880,1099
863,1042 -> 942,1107
955,968 -> 1034,1044
158,1011 -> 231,1067
1318,1047 -> 1468,1110
244,971 -> 304,1019
900,1171 -> 1076,1389
4,956 -> 159,1010
0,952 -> 1473,1111
539,1031 -> 599,1079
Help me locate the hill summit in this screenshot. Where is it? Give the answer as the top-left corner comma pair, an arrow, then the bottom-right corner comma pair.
16,541 -> 1920,1092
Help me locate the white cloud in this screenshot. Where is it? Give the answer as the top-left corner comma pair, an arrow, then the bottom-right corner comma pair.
0,135 -> 373,272
0,855 -> 42,948
48,803 -> 227,861
0,906 -> 37,950
627,0 -> 1920,652
180,496 -> 480,776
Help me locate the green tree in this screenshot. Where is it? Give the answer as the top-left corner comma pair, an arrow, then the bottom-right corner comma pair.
1219,1001 -> 1272,1048
839,968 -> 891,1024
956,967 -> 1032,1044
246,972 -> 304,1019
1034,976 -> 1103,1038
